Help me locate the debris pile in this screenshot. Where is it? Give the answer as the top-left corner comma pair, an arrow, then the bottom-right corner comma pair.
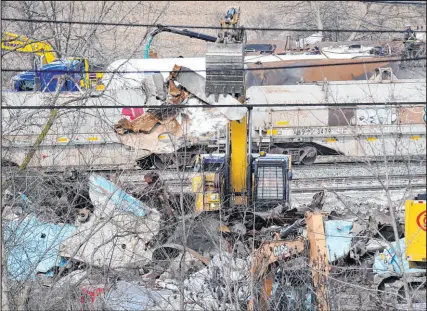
112,66 -> 246,157
2,167 -> 426,310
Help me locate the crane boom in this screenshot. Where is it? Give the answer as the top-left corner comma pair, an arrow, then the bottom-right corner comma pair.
144,25 -> 216,58
1,32 -> 57,65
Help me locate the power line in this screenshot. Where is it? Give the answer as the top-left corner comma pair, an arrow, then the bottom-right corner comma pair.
2,102 -> 425,110
2,17 -> 426,33
1,57 -> 426,74
360,0 -> 427,5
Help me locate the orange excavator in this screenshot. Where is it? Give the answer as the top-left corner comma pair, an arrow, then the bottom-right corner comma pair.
248,212 -> 331,311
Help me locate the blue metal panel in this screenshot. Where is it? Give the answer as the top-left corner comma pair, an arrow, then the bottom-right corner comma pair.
373,238 -> 426,275
89,174 -> 150,217
325,220 -> 354,262
3,215 -> 76,281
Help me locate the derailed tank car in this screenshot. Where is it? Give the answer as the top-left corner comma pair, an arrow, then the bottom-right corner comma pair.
138,76 -> 426,168
1,76 -> 426,170
1,90 -> 152,169
247,79 -> 426,164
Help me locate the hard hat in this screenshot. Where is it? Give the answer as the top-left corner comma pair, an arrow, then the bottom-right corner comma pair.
405,24 -> 411,27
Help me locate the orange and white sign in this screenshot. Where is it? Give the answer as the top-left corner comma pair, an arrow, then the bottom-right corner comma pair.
416,210 -> 426,232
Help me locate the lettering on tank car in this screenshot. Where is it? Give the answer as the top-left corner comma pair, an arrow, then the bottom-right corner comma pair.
293,127 -> 332,136
354,107 -> 397,125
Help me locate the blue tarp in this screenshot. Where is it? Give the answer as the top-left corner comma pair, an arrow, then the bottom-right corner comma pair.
3,216 -> 76,281
89,174 -> 150,217
325,220 -> 354,262
373,238 -> 426,275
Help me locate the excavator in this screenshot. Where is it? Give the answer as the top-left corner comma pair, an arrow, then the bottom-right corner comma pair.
1,32 -> 57,66
143,8 -> 248,61
1,32 -> 104,92
188,8 -> 331,311
143,26 -> 217,58
191,7 -> 283,211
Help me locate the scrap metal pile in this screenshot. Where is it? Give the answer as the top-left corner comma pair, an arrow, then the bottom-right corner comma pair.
112,65 -> 246,159
2,169 -> 426,311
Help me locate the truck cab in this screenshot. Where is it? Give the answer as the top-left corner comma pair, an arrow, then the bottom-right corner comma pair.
12,71 -> 36,91
10,58 -> 104,92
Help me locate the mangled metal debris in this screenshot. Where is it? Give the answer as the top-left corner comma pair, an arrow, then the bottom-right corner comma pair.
4,215 -> 77,281
324,220 -> 354,262
2,169 -> 425,311
111,64 -> 246,157
60,174 -> 161,269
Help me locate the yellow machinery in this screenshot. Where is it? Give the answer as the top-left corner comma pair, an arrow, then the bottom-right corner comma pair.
193,7 -> 295,211
1,32 -> 104,91
1,31 -> 57,65
192,152 -> 293,212
405,193 -> 426,267
192,154 -> 224,212
192,8 -> 328,311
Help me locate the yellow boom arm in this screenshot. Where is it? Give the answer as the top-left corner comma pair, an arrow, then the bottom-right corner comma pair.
1,32 -> 57,65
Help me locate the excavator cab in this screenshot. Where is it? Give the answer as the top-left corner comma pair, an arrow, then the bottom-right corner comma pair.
222,8 -> 239,27
252,154 -> 292,211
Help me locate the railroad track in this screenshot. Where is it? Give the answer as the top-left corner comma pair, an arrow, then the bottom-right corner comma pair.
119,173 -> 426,183
120,173 -> 426,194
3,157 -> 424,175
2,165 -> 425,194
291,184 -> 427,194
109,163 -> 426,181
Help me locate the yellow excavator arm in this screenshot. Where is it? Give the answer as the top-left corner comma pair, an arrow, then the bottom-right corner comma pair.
1,32 -> 57,65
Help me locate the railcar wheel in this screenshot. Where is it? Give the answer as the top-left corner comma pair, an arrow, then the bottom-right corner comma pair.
300,147 -> 317,165
152,154 -> 172,170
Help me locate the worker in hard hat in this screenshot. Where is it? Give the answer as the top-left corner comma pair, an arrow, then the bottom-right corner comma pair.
403,24 -> 417,42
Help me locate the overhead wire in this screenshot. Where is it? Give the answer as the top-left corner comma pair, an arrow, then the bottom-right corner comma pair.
2,102 -> 425,110
2,17 -> 426,33
1,57 -> 426,74
360,0 -> 427,5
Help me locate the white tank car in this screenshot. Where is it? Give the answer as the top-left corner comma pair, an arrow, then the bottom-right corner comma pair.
247,79 -> 426,164
2,79 -> 426,170
102,54 -> 339,89
1,90 -> 150,169
104,58 -> 207,89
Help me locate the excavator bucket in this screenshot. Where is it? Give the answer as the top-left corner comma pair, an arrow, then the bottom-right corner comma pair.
171,65 -> 246,121
205,43 -> 245,98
